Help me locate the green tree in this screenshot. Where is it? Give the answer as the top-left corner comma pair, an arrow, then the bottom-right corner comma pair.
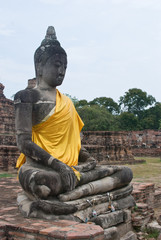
76,105 -> 116,131
89,97 -> 120,114
159,120 -> 161,130
119,88 -> 156,117
118,112 -> 138,131
139,102 -> 161,129
75,99 -> 88,108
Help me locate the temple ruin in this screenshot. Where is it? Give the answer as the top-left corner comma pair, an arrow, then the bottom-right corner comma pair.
0,83 -> 19,170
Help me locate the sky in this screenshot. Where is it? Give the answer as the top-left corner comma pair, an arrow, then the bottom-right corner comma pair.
0,0 -> 161,103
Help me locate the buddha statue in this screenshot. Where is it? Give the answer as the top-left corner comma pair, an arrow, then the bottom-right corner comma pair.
15,26 -> 134,220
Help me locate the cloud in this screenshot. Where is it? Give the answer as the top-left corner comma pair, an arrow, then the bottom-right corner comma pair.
0,24 -> 14,37
0,58 -> 34,98
39,0 -> 67,5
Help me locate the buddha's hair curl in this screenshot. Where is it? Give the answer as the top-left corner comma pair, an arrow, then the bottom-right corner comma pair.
34,26 -> 67,76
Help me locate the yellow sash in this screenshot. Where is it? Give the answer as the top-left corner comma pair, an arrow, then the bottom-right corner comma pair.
16,90 -> 84,179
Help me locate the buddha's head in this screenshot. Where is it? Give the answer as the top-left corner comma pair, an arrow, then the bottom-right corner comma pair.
34,26 -> 67,87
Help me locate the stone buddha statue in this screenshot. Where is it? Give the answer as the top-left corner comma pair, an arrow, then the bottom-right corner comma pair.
15,26 -> 134,221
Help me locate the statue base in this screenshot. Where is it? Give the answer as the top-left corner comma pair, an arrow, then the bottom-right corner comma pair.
17,184 -> 135,224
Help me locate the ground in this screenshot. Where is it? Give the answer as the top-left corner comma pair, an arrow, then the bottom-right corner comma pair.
128,157 -> 161,188
0,157 -> 161,238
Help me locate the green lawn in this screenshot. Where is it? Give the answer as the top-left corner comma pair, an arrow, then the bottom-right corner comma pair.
127,157 -> 161,186
0,173 -> 15,178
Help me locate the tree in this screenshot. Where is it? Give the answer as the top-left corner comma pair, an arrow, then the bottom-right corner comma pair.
118,112 -> 139,131
119,88 -> 156,117
76,105 -> 116,131
75,99 -> 88,108
159,120 -> 161,130
139,102 -> 161,129
89,97 -> 120,114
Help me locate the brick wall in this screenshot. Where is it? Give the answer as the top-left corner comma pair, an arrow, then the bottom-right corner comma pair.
127,130 -> 161,156
82,131 -> 135,164
82,130 -> 161,159
0,83 -> 19,170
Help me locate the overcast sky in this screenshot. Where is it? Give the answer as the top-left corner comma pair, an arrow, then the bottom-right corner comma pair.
0,0 -> 161,103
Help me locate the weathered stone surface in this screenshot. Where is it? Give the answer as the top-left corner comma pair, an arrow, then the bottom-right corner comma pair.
17,189 -> 135,223
127,130 -> 161,157
82,131 -> 135,164
117,222 -> 133,237
58,166 -> 133,201
64,184 -> 133,211
72,195 -> 135,222
90,210 -> 124,228
82,130 -> 161,160
104,226 -> 119,240
120,231 -> 137,240
147,221 -> 161,234
132,182 -> 155,209
77,196 -> 134,222
158,232 -> 161,240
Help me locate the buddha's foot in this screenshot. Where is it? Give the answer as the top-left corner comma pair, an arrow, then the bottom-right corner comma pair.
58,166 -> 133,202
17,191 -> 78,220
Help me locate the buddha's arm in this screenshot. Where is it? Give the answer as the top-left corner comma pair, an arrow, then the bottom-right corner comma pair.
73,146 -> 97,172
15,101 -> 52,164
14,90 -> 77,191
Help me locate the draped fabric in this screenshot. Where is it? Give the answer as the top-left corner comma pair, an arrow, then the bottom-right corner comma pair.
16,90 -> 84,174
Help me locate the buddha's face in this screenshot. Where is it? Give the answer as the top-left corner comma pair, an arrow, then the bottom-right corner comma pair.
41,53 -> 67,88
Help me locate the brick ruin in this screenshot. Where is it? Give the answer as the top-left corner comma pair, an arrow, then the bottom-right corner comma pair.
131,182 -> 161,234
82,131 -> 143,165
127,130 -> 161,157
82,130 -> 161,163
0,83 -> 19,171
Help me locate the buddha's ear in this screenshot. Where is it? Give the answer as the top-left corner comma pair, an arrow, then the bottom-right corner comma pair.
35,63 -> 43,77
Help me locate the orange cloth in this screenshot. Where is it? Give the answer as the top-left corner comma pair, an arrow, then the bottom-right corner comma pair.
16,90 -> 84,179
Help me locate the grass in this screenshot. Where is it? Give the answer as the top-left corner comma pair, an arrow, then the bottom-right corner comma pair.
127,157 -> 161,186
143,228 -> 160,239
0,173 -> 15,178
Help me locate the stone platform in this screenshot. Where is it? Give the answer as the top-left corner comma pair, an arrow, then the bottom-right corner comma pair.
0,177 -> 104,240
0,177 -> 137,240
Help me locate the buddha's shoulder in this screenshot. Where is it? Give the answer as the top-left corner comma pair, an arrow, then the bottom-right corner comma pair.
14,88 -> 40,104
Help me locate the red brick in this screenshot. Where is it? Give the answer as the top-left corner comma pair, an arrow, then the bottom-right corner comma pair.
39,226 -> 60,235
35,236 -> 48,240
26,233 -> 36,239
0,221 -> 7,226
49,230 -> 67,239
53,220 -> 79,227
0,231 -> 5,237
66,230 -> 92,239
18,226 -> 39,234
2,207 -> 17,211
8,231 -> 26,238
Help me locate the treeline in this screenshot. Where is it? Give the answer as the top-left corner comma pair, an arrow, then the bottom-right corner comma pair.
67,88 -> 161,131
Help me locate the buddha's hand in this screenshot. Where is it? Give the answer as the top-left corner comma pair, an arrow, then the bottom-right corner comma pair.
48,157 -> 77,192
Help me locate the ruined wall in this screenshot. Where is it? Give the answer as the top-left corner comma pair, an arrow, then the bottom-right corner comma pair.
0,83 -> 19,170
82,130 -> 161,160
127,130 -> 161,157
82,131 -> 135,164
132,182 -> 161,229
